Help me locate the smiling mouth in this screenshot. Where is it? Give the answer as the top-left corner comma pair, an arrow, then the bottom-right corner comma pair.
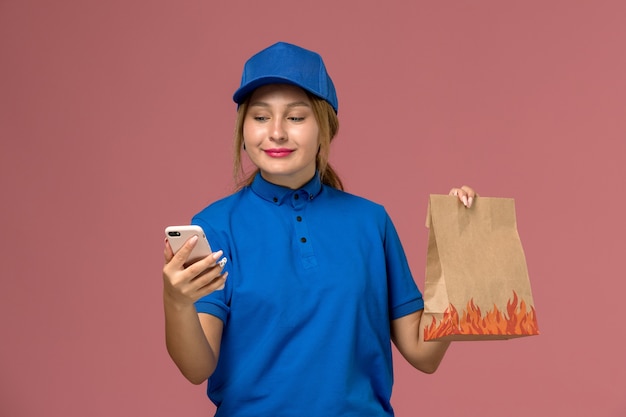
264,149 -> 294,158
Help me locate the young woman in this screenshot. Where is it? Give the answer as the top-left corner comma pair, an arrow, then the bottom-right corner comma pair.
163,42 -> 476,416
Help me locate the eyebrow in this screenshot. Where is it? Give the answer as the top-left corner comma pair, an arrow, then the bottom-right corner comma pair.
248,101 -> 311,109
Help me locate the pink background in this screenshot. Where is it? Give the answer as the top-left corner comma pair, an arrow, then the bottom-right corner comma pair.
1,1 -> 625,416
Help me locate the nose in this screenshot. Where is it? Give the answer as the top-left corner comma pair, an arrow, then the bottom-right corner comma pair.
269,119 -> 287,142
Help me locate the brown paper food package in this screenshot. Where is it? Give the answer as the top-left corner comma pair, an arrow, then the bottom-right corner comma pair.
422,195 -> 539,341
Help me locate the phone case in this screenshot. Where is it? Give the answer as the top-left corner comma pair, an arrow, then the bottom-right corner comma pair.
165,225 -> 213,263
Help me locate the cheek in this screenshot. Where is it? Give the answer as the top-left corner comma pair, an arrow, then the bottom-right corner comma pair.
311,129 -> 321,151
242,125 -> 252,143
297,124 -> 320,145
242,121 -> 262,144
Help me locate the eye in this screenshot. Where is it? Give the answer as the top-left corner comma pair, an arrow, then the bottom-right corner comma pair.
288,116 -> 305,122
253,116 -> 269,122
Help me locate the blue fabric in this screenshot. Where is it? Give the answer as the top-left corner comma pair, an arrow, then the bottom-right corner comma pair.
193,172 -> 423,417
232,42 -> 339,113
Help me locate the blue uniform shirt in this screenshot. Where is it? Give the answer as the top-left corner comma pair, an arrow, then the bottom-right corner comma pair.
193,172 -> 424,417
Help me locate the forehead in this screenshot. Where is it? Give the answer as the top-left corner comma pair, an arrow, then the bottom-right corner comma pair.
248,84 -> 311,105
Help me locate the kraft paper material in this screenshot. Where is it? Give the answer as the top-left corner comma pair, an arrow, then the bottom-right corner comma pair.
422,195 -> 539,341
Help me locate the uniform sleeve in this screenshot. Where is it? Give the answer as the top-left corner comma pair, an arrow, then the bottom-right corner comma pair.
383,211 -> 424,320
191,216 -> 231,324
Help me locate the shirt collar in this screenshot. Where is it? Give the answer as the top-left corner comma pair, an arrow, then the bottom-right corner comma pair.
250,171 -> 323,205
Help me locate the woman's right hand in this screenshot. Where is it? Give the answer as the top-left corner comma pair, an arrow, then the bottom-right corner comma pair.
162,235 -> 228,306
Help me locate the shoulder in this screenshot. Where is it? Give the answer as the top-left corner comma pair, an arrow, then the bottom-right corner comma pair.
322,186 -> 388,217
193,188 -> 246,217
318,187 -> 393,235
190,188 -> 249,232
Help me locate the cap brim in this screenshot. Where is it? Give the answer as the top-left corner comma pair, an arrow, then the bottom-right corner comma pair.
233,76 -> 309,105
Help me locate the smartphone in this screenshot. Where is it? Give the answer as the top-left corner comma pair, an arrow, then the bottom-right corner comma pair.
165,225 -> 213,264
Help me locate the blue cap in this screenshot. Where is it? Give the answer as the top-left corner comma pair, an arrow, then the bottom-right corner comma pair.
233,42 -> 338,113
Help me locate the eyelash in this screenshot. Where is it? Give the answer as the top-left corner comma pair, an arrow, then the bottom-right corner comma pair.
252,116 -> 305,122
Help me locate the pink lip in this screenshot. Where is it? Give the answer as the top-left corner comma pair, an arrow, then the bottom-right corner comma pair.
264,148 -> 294,158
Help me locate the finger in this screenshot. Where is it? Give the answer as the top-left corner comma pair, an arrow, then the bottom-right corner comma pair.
449,187 -> 470,207
169,235 -> 199,268
164,238 -> 175,263
184,250 -> 225,278
460,185 -> 477,207
460,185 -> 476,198
189,250 -> 224,270
195,270 -> 229,295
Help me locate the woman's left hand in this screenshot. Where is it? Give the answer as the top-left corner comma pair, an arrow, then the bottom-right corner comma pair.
449,185 -> 477,208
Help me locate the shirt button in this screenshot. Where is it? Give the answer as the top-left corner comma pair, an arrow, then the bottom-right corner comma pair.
273,197 -> 278,203
294,194 -> 299,200
300,237 -> 307,243
296,216 -> 302,222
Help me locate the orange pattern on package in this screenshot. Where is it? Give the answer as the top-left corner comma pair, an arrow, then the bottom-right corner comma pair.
424,291 -> 539,340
